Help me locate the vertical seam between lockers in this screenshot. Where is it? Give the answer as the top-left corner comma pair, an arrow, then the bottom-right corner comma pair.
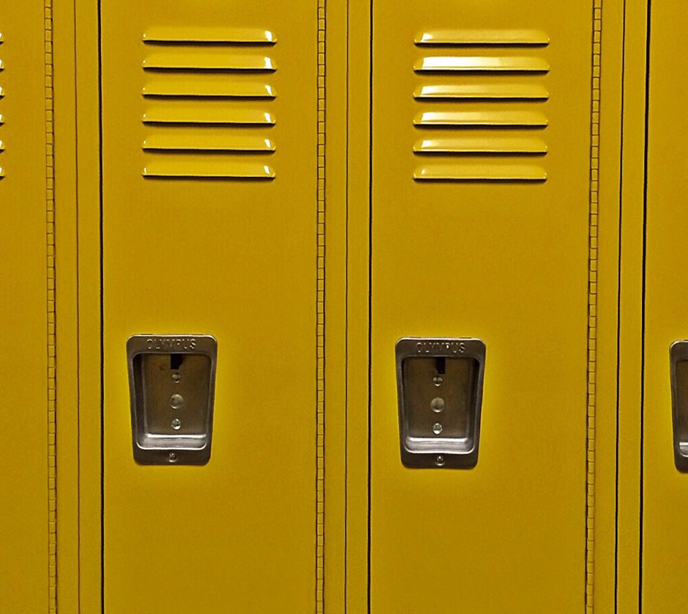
613,1 -> 628,610
366,0 -> 373,610
638,1 -> 653,610
343,0 -> 350,610
71,0 -> 82,606
586,1 -> 603,612
316,0 -> 327,611
45,0 -> 58,611
97,0 -> 105,609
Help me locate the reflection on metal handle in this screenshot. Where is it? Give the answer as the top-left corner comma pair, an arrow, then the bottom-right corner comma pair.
670,341 -> 688,471
396,337 -> 486,469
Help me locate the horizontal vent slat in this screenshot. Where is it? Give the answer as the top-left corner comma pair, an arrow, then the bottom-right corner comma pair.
415,56 -> 549,73
0,114 -> 4,125
143,27 -> 276,45
414,164 -> 547,181
143,160 -> 275,179
0,86 -> 4,98
143,53 -> 275,71
0,33 -> 4,43
142,81 -> 275,98
142,135 -> 275,152
0,140 -> 5,151
0,167 -> 4,178
0,60 -> 4,71
414,137 -> 547,154
414,111 -> 547,128
142,108 -> 275,125
414,84 -> 549,101
415,30 -> 550,46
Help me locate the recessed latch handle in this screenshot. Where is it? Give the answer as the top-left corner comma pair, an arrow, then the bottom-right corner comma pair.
670,341 -> 688,471
127,334 -> 218,465
396,337 -> 486,469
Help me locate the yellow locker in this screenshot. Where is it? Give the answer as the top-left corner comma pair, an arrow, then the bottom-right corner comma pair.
0,5 -> 55,612
363,0 -> 619,611
643,0 -> 688,610
84,0 -> 327,611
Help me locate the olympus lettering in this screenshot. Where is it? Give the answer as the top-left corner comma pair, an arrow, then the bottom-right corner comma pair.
146,337 -> 197,351
416,341 -> 466,354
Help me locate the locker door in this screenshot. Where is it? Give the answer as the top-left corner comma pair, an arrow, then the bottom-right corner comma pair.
0,6 -> 54,612
98,1 -> 325,611
365,0 -> 619,611
642,1 -> 688,609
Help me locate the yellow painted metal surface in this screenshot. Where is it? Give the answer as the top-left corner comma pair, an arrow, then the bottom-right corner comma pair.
344,2 -> 375,612
613,3 -> 648,613
642,1 -> 688,610
368,0 -> 609,611
99,0 -> 321,611
68,0 -> 107,607
51,0 -> 83,607
0,4 -> 51,612
588,1 -> 625,611
0,0 -> 641,611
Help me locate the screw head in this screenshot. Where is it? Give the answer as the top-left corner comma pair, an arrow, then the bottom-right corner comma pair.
171,418 -> 181,430
432,422 -> 443,435
435,455 -> 445,466
170,394 -> 184,409
431,397 -> 445,413
433,376 -> 443,387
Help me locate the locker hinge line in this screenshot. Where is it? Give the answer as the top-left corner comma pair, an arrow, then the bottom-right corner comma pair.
44,0 -> 58,611
316,0 -> 327,611
586,1 -> 603,611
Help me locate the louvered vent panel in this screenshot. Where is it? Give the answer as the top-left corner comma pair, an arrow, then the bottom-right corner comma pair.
0,32 -> 5,179
413,29 -> 549,183
141,28 -> 276,180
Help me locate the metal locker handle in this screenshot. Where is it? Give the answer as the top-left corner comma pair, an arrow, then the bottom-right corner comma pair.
127,334 -> 218,465
670,341 -> 688,471
396,337 -> 486,469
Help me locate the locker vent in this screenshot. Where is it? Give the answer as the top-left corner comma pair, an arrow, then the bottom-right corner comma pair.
141,27 -> 276,180
0,32 -> 4,179
413,29 -> 549,182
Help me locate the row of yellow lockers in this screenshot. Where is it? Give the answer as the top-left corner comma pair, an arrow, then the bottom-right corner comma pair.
1,0 -> 687,612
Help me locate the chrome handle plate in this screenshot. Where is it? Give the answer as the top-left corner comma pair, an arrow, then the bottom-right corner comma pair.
670,341 -> 688,471
396,337 -> 486,469
127,334 -> 218,465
